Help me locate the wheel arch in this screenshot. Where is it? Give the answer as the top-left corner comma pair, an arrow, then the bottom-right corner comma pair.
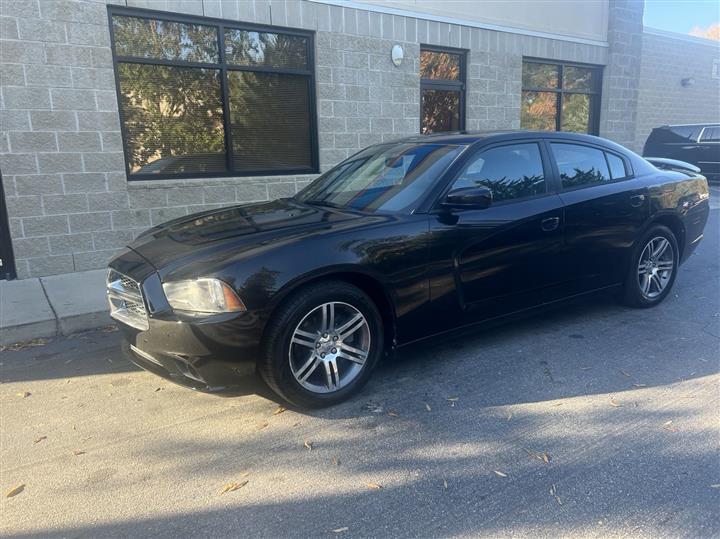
648,213 -> 686,259
264,268 -> 398,353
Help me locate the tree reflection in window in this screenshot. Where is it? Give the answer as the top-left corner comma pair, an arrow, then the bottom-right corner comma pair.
551,143 -> 611,189
113,15 -> 218,62
225,29 -> 307,69
118,64 -> 226,174
452,143 -> 546,202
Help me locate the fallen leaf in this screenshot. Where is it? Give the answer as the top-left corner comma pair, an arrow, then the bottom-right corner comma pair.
493,470 -> 507,478
387,410 -> 399,417
33,436 -> 47,445
304,440 -> 313,450
610,397 -> 622,407
367,482 -> 382,489
220,480 -> 248,494
664,420 -> 673,426
273,406 -> 286,415
331,456 -> 340,466
710,484 -> 720,489
446,396 -> 459,402
506,411 -> 513,421
154,387 -> 163,392
72,449 -> 86,456
102,325 -> 119,332
633,383 -> 647,387
552,402 -> 563,407
443,479 -> 448,489
257,421 -> 269,430
540,452 -> 551,464
16,391 -> 31,398
425,403 -> 432,412
5,484 -> 25,498
332,527 -> 349,533
619,369 -> 632,377
549,484 -> 557,496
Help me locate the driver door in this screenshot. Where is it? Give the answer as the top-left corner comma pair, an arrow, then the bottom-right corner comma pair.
426,141 -> 567,331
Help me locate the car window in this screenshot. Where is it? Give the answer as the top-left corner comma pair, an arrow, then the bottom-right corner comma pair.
606,152 -> 628,180
667,125 -> 704,142
551,143 -> 610,189
451,143 -> 546,202
700,126 -> 720,142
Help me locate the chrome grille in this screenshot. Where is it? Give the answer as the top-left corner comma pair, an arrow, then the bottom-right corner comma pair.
107,269 -> 149,331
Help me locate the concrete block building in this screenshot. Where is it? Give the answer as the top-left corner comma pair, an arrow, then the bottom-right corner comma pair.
0,0 -> 718,279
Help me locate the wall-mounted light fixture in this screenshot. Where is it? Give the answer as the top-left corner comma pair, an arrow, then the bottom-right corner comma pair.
391,44 -> 404,67
681,77 -> 695,87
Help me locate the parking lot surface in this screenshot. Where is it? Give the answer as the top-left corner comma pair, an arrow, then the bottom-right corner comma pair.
1,192 -> 718,538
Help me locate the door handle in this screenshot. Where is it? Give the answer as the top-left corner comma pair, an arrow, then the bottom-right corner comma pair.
541,216 -> 560,232
630,194 -> 646,207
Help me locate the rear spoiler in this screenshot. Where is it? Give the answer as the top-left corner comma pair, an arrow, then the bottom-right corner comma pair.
645,157 -> 702,175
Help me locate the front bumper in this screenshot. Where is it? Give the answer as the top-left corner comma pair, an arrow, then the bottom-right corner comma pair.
110,248 -> 266,392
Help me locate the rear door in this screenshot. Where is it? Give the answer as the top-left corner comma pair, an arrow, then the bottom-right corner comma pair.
697,126 -> 720,181
0,173 -> 16,280
548,141 -> 648,292
427,140 -> 567,331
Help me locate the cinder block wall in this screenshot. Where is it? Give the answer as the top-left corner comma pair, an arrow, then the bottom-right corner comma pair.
1,0 -> 608,279
634,31 -> 720,152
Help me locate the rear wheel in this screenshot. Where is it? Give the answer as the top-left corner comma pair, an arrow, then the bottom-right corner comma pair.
258,281 -> 383,408
622,225 -> 678,308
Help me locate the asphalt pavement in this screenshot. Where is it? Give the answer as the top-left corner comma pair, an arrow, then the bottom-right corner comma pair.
2,191 -> 719,538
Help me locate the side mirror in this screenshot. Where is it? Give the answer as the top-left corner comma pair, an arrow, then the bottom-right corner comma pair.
443,186 -> 493,209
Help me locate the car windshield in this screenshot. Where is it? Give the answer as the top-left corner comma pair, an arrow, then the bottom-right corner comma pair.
296,142 -> 467,213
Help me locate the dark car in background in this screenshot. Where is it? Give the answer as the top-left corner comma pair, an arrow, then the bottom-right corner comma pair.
643,124 -> 720,182
107,131 -> 710,408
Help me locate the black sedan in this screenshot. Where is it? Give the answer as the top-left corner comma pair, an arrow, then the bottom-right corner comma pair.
107,131 -> 710,407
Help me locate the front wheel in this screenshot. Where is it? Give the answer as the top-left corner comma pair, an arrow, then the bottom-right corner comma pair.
258,281 -> 384,408
622,225 -> 679,308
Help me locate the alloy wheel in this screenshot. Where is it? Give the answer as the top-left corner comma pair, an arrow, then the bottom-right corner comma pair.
288,302 -> 371,394
637,236 -> 674,299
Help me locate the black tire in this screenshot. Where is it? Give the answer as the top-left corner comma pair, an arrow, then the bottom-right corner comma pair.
622,224 -> 679,308
258,281 -> 384,408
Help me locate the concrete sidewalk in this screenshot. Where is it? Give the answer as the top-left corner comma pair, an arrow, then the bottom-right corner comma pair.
0,269 -> 111,346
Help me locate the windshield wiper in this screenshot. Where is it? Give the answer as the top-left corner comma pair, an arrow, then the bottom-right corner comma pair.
303,198 -> 343,209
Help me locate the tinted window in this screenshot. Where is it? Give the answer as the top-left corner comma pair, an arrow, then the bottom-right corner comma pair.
453,143 -> 546,202
225,29 -> 307,69
668,125 -> 704,141
112,15 -> 219,63
420,50 -> 462,80
421,89 -> 461,133
551,143 -> 610,189
110,11 -> 316,180
521,61 -> 602,135
606,153 -> 628,179
420,48 -> 465,133
118,64 -> 226,175
700,126 -> 720,142
228,71 -> 311,171
297,143 -> 466,213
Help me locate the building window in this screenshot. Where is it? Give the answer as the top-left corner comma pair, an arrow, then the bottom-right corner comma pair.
109,8 -> 317,180
420,47 -> 466,134
521,60 -> 602,135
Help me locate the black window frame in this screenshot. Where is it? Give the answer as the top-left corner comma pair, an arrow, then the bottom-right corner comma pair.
107,5 -> 319,182
420,45 -> 467,134
521,58 -> 603,136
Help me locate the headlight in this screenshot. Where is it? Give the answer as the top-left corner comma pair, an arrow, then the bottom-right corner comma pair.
162,278 -> 246,314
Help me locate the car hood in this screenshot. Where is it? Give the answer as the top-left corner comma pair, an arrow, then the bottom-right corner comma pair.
128,198 -> 369,272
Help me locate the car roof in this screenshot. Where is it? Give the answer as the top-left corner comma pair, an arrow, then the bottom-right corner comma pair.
393,130 -> 615,147
655,123 -> 719,128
